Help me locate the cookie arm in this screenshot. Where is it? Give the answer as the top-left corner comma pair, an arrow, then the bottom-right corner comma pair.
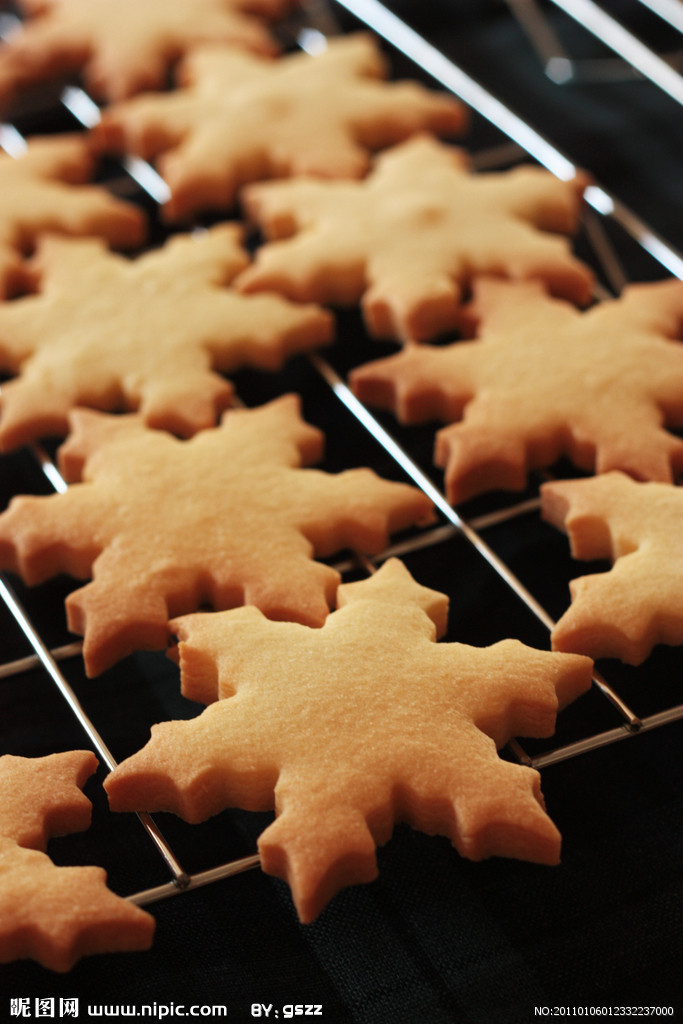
488,165 -> 588,235
350,82 -> 467,150
259,737 -> 563,923
449,640 -> 593,745
541,477 -> 617,561
350,344 -> 476,424
259,797 -> 379,924
550,553 -> 683,664
608,277 -> 683,338
291,466 -> 434,556
105,703 -> 278,822
0,751 -> 97,849
199,290 -> 333,373
212,395 -> 325,470
0,844 -> 154,972
238,223 -> 368,306
0,487 -> 109,583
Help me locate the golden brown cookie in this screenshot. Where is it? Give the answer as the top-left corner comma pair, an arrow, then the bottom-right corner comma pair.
0,396 -> 434,676
0,751 -> 154,971
350,276 -> 683,502
542,472 -> 683,664
0,223 -> 332,450
95,34 -> 467,221
237,135 -> 592,341
105,558 -> 593,923
0,134 -> 145,298
0,0 -> 297,107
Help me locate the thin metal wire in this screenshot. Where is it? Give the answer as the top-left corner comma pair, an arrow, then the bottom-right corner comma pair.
0,576 -> 118,771
531,703 -> 683,769
128,854 -> 262,908
60,86 -> 172,204
309,359 -> 553,629
504,0 -> 654,85
0,575 -> 190,885
637,0 -> 683,33
0,641 -> 83,679
503,0 -> 571,66
546,0 -> 683,103
0,122 -> 27,155
31,442 -> 69,493
581,207 -> 630,296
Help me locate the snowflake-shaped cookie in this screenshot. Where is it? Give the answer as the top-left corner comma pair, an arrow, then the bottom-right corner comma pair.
0,396 -> 433,675
351,276 -> 683,502
0,134 -> 145,298
237,134 -> 592,342
542,472 -> 683,664
95,34 -> 467,221
105,558 -> 592,923
0,222 -> 332,450
0,751 -> 154,970
0,0 -> 296,106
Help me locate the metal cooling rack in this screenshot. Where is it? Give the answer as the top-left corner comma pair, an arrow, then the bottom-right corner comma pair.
504,0 -> 683,94
1,0 -> 683,917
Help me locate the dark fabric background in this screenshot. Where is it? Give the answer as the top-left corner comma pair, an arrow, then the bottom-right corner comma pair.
1,1 -> 683,1020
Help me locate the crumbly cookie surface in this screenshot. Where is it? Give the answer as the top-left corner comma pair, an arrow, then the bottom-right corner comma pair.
0,396 -> 433,675
0,0 -> 296,106
238,135 -> 592,341
351,276 -> 683,501
0,223 -> 332,450
105,559 -> 592,923
0,751 -> 154,971
96,35 -> 467,220
542,472 -> 683,664
0,134 -> 145,298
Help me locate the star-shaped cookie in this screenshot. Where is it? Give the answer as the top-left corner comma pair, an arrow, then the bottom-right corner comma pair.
350,276 -> 683,502
0,222 -> 332,450
237,134 -> 592,341
0,134 -> 145,298
105,558 -> 593,923
0,751 -> 154,971
95,34 -> 467,221
0,0 -> 296,107
542,472 -> 683,664
0,396 -> 434,675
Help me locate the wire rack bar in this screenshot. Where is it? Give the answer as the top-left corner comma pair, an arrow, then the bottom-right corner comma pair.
530,702 -> 683,769
588,189 -> 683,281
504,0 -> 660,85
581,207 -> 630,295
637,0 -> 683,33
310,357 -> 556,628
504,0 -> 571,67
59,86 -> 173,204
0,121 -> 27,155
128,854 -> 262,908
0,575 -> 118,771
0,572 -> 190,886
546,0 -> 683,104
0,641 -> 82,679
